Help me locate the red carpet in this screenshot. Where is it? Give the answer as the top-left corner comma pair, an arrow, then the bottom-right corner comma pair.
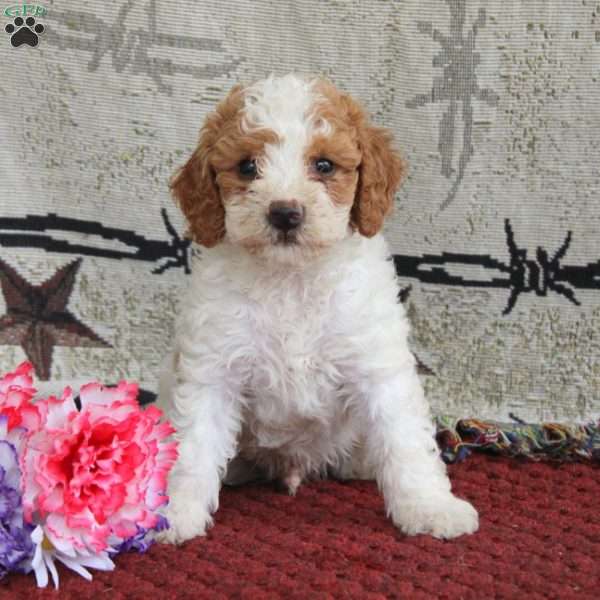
1,454 -> 599,599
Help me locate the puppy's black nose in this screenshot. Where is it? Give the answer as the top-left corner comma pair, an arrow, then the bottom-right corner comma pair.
268,202 -> 304,232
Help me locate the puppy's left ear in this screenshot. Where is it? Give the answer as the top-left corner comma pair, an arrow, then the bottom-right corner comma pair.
351,124 -> 406,237
170,147 -> 225,248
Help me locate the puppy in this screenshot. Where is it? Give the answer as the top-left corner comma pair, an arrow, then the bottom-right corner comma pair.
157,74 -> 478,543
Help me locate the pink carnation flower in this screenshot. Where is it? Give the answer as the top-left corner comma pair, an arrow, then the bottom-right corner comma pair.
0,362 -> 44,432
20,382 -> 177,553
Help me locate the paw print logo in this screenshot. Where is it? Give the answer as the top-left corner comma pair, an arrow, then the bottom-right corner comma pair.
5,16 -> 44,47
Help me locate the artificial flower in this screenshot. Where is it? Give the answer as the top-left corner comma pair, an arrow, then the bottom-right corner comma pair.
0,364 -> 179,588
0,362 -> 43,432
30,525 -> 114,588
111,514 -> 169,554
0,417 -> 33,578
21,381 -> 178,554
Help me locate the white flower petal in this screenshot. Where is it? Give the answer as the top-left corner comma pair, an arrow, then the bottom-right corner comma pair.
31,545 -> 48,589
44,551 -> 59,589
76,552 -> 115,571
56,556 -> 93,581
47,532 -> 77,556
32,563 -> 48,588
31,525 -> 44,544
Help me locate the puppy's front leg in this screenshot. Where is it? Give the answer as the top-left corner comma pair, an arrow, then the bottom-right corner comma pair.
159,382 -> 241,544
362,370 -> 478,539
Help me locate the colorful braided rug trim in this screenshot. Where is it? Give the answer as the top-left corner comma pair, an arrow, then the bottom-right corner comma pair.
436,415 -> 600,463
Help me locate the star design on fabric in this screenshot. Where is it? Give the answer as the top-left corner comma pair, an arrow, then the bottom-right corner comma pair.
0,258 -> 111,380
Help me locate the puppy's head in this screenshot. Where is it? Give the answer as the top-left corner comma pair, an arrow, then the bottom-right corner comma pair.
171,75 -> 405,262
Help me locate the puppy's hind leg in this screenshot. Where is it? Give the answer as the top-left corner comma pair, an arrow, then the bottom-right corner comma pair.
223,456 -> 269,487
282,467 -> 303,496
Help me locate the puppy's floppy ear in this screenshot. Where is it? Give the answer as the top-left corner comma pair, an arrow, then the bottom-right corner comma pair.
171,84 -> 245,247
170,134 -> 225,248
351,121 -> 406,237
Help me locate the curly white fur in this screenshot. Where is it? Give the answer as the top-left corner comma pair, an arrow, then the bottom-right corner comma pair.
157,75 -> 478,543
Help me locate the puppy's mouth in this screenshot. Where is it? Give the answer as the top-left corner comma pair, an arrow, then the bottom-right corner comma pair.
275,231 -> 300,245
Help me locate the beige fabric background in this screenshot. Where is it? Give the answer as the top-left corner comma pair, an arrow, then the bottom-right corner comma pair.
1,0 -> 599,421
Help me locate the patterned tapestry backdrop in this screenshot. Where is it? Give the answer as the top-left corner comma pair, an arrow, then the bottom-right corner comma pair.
1,0 -> 599,421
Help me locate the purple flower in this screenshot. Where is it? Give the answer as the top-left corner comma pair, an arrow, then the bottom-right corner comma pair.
111,515 -> 169,555
0,431 -> 34,578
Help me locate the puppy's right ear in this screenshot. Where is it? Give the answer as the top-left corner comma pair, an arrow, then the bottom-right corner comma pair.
170,132 -> 225,248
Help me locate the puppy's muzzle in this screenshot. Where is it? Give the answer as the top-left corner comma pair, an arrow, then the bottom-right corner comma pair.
267,201 -> 305,233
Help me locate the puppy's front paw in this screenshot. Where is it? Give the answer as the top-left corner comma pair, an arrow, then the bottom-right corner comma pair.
157,484 -> 214,545
157,510 -> 212,545
392,493 -> 479,539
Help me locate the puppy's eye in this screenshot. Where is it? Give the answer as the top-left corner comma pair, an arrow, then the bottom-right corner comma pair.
238,159 -> 258,178
314,158 -> 335,175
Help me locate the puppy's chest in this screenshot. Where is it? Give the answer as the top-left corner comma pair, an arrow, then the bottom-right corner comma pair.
241,281 -> 349,420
